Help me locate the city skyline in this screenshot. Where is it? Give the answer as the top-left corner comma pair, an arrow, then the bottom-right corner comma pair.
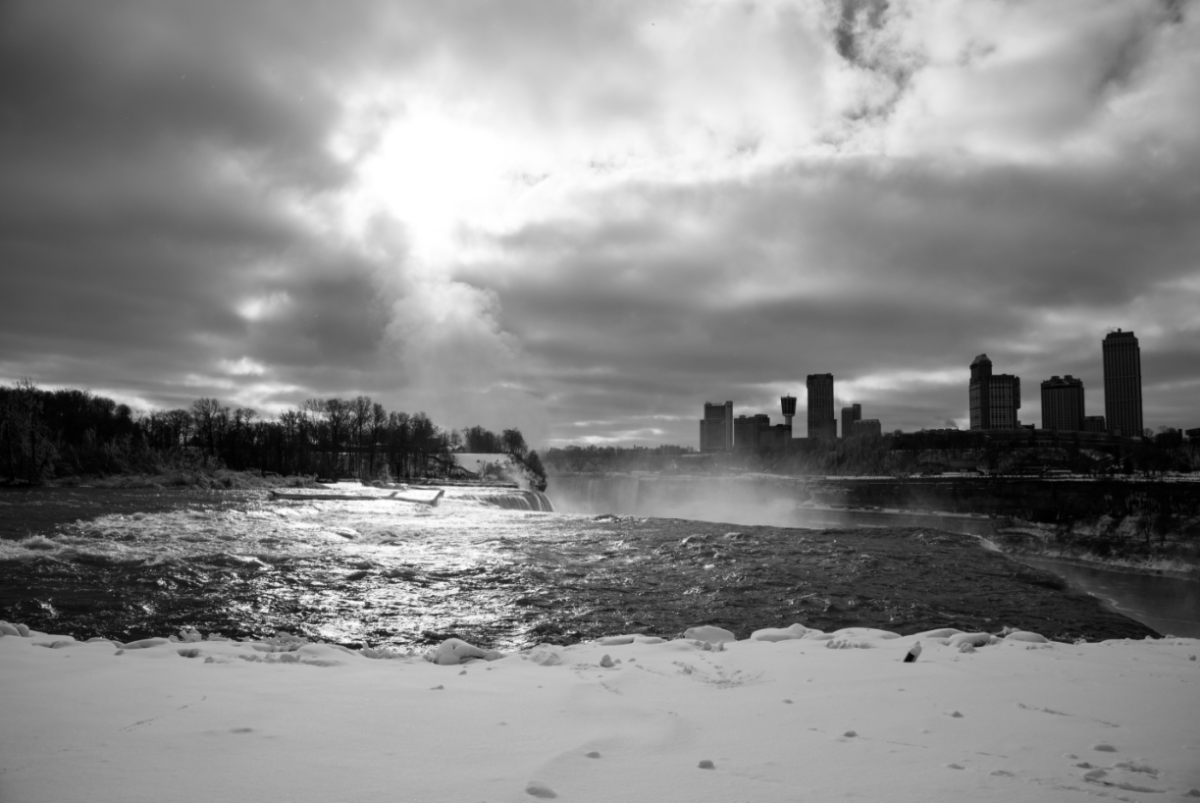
698,328 -> 1172,449
2,2 -> 1197,448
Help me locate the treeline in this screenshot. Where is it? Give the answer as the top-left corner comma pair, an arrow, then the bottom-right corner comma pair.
543,444 -> 696,474
543,438 -> 903,476
0,380 -> 543,485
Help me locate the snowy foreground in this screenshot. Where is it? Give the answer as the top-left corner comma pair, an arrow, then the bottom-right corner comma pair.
2,623 -> 1199,803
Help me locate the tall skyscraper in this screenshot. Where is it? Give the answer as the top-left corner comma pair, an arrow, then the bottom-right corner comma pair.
1041,375 -> 1085,431
699,401 -> 734,452
841,403 -> 861,440
806,374 -> 836,440
969,354 -> 1021,430
1103,329 -> 1143,437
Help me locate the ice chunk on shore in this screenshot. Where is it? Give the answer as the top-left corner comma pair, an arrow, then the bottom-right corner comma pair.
1003,631 -> 1049,644
750,624 -> 811,642
947,632 -> 998,649
426,638 -> 504,665
829,627 -> 901,640
683,625 -> 736,643
913,628 -> 964,639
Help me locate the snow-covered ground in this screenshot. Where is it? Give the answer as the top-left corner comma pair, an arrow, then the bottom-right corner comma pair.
2,623 -> 1198,802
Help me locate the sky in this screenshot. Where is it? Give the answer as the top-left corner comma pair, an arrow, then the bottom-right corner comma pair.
2,0 -> 1197,448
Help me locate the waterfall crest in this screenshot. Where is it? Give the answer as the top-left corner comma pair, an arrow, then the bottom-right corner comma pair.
460,490 -> 555,512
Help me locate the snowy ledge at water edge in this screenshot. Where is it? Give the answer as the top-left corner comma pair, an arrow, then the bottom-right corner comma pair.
2,620 -> 1198,803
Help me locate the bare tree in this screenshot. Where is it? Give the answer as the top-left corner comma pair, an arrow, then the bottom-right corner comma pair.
191,398 -> 227,457
324,398 -> 352,477
351,396 -> 372,478
501,428 -> 528,458
369,402 -> 387,478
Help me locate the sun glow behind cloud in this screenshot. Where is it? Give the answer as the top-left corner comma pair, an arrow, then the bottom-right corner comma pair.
5,0 -> 1195,448
326,0 -> 1187,281
336,106 -> 532,265
208,2 -> 1200,443
328,3 -> 859,272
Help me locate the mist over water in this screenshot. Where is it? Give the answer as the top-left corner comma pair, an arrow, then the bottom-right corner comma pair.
550,475 -> 812,528
548,474 -> 996,536
548,474 -> 1200,638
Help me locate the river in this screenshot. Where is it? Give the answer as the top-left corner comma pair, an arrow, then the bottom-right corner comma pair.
1016,556 -> 1200,638
549,475 -> 1200,638
0,484 -> 1159,647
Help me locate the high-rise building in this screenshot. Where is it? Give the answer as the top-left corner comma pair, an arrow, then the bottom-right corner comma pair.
1083,415 -> 1107,433
699,401 -> 734,452
841,403 -> 861,440
806,374 -> 836,441
1103,329 -> 1143,437
850,418 -> 882,437
733,414 -> 771,451
968,354 -> 1021,430
1041,375 -> 1085,431
761,424 -> 793,451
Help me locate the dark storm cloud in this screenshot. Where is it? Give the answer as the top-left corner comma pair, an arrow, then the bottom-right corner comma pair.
469,138 -> 1200,442
0,0 -> 418,408
0,2 -> 359,191
1,0 -> 1196,446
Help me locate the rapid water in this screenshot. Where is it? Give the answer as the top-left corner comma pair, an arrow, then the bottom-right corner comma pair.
0,484 -> 1160,648
549,474 -> 1199,638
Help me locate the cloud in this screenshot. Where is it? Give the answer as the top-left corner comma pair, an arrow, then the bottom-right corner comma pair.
0,0 -> 1196,448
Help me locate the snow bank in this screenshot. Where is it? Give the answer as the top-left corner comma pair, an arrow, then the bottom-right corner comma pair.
2,621 -> 1198,802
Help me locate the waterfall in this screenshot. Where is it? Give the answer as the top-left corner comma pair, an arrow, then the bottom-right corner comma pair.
545,475 -> 642,515
460,491 -> 555,512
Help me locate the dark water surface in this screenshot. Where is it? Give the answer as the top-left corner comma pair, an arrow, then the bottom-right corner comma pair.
0,486 -> 1158,649
1018,556 -> 1200,638
550,476 -> 1200,639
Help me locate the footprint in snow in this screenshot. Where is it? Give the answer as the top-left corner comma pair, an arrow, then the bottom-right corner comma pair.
525,781 -> 557,798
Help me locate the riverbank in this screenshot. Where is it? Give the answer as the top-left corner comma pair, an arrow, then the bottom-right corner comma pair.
2,622 -> 1198,802
988,523 -> 1200,579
